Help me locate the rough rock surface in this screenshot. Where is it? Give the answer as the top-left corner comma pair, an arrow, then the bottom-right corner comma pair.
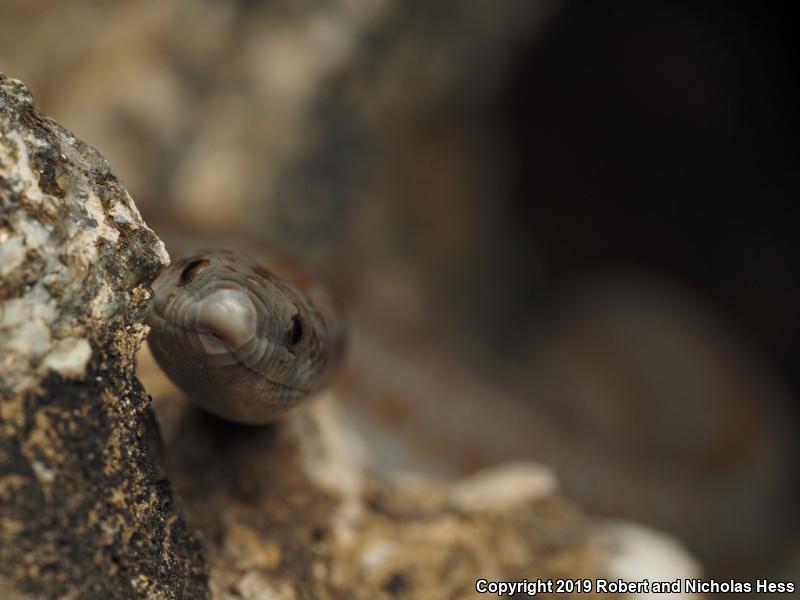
155,391 -> 610,600
0,74 -> 207,599
139,343 -> 702,599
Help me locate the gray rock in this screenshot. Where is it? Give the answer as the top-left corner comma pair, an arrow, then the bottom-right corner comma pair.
0,73 -> 207,599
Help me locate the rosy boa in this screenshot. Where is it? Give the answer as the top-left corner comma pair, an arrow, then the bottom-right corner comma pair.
145,248 -> 345,424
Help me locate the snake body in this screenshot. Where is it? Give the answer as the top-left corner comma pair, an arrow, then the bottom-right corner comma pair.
145,248 -> 345,424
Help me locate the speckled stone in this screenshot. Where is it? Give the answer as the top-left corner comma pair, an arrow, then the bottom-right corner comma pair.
150,386 -> 699,600
0,73 -> 207,599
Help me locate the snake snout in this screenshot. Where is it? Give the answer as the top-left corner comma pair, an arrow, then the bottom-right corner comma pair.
195,287 -> 257,353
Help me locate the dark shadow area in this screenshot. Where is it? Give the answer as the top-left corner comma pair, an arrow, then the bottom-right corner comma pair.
498,0 -> 799,390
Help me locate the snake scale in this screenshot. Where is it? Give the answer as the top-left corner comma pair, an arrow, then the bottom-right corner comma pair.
145,248 -> 346,424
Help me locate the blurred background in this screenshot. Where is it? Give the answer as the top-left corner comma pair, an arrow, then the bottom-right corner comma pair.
3,0 -> 798,590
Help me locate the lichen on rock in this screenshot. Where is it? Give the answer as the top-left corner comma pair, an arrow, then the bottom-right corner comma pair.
1,73 -> 207,599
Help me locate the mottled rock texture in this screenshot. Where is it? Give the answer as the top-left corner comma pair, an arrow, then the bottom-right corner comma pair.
0,74 -> 207,599
140,339 -> 700,599
154,391 -> 621,600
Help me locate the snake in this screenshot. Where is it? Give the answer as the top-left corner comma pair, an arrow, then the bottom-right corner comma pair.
145,248 -> 346,424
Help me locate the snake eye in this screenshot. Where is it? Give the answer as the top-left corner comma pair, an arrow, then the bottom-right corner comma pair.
285,315 -> 304,349
179,259 -> 209,286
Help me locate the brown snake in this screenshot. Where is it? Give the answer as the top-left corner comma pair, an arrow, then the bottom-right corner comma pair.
145,248 -> 346,424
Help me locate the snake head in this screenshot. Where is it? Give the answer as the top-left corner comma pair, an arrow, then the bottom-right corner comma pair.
145,249 -> 345,424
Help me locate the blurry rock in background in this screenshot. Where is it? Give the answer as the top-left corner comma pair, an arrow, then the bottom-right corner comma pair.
3,0 -> 797,585
0,0 -> 555,328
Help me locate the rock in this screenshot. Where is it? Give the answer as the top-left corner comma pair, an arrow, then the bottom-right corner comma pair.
0,0 -> 558,336
603,520 -> 702,600
163,395 -> 605,600
147,374 -> 701,598
0,74 -> 207,599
